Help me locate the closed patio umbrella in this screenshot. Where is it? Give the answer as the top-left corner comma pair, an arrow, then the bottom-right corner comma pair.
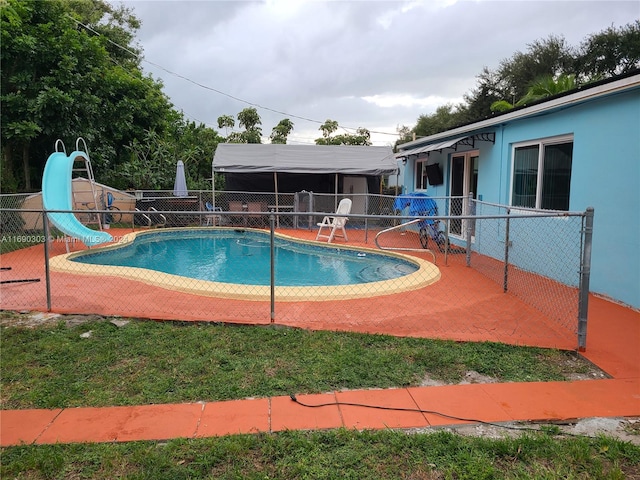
173,160 -> 188,197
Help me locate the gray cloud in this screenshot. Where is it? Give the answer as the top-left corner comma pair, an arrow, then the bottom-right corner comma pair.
120,0 -> 638,145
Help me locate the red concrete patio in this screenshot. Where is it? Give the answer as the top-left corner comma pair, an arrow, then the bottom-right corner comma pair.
1,227 -> 638,446
1,227 -> 581,349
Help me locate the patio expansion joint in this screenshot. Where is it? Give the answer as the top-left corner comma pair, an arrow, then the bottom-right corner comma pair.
32,408 -> 65,445
333,391 -> 346,428
405,387 -> 432,427
191,402 -> 206,439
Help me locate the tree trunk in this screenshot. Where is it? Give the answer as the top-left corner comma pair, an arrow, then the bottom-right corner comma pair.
1,146 -> 14,192
22,142 -> 31,191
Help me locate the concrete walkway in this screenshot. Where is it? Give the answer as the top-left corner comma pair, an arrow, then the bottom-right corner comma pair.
1,295 -> 638,446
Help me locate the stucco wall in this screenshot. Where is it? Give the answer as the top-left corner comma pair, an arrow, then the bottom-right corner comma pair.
498,90 -> 640,308
402,87 -> 640,308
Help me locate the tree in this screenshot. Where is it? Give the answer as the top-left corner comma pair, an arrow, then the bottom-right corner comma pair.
458,66 -> 505,124
406,22 -> 638,137
413,104 -> 464,138
114,119 -> 224,191
575,20 -> 640,81
117,129 -> 173,190
459,35 -> 574,123
519,73 -> 576,103
332,127 -> 371,146
1,0 -> 105,190
235,107 -> 262,143
396,125 -> 412,142
315,120 -> 371,145
317,119 -> 339,141
1,0 -> 176,191
497,35 -> 575,102
270,118 -> 294,144
67,0 -> 141,67
491,73 -> 577,112
170,120 -> 224,190
394,125 -> 414,150
217,115 -> 235,136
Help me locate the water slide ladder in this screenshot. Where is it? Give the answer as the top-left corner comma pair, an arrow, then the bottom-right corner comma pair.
69,138 -> 103,230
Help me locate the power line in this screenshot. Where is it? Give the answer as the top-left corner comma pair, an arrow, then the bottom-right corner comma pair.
69,15 -> 400,138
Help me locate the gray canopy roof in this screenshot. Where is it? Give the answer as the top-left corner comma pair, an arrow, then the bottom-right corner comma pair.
213,144 -> 398,175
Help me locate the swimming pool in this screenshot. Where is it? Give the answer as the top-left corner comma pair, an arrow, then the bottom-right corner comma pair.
50,228 -> 440,301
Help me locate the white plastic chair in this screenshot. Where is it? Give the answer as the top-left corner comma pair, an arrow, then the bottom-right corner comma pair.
205,202 -> 222,226
315,198 -> 352,243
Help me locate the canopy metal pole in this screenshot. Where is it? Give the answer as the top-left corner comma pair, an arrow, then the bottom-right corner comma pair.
273,172 -> 280,228
274,172 -> 279,209
334,173 -> 338,211
211,161 -> 215,210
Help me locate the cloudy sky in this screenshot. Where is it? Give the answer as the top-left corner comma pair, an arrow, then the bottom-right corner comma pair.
121,0 -> 637,146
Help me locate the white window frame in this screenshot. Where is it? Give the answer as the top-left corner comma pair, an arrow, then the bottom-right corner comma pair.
509,134 -> 574,210
415,158 -> 428,190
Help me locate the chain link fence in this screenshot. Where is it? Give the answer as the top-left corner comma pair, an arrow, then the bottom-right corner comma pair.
0,191 -> 592,350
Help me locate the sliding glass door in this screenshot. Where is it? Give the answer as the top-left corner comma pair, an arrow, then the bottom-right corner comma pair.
449,152 -> 478,237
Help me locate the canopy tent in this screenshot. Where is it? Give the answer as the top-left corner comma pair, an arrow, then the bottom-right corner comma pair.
211,144 -> 399,211
213,144 -> 397,175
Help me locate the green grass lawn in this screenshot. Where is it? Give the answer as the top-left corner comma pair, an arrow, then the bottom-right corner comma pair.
1,316 -> 597,409
2,314 -> 637,479
2,429 -> 638,479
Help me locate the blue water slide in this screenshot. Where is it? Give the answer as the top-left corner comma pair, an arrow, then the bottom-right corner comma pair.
42,151 -> 112,247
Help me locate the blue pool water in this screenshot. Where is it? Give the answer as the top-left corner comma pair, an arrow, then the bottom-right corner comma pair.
73,229 -> 418,286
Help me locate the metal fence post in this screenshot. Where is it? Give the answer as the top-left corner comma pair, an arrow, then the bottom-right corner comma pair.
503,208 -> 511,293
42,211 -> 52,311
444,218 -> 450,266
270,211 -> 276,323
364,194 -> 369,243
577,207 -> 594,351
465,192 -> 473,267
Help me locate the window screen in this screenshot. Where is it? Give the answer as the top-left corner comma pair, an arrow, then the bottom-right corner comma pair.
512,139 -> 573,210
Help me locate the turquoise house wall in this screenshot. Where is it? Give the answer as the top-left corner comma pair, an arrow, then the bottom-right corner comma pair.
402,87 -> 640,308
497,90 -> 640,308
